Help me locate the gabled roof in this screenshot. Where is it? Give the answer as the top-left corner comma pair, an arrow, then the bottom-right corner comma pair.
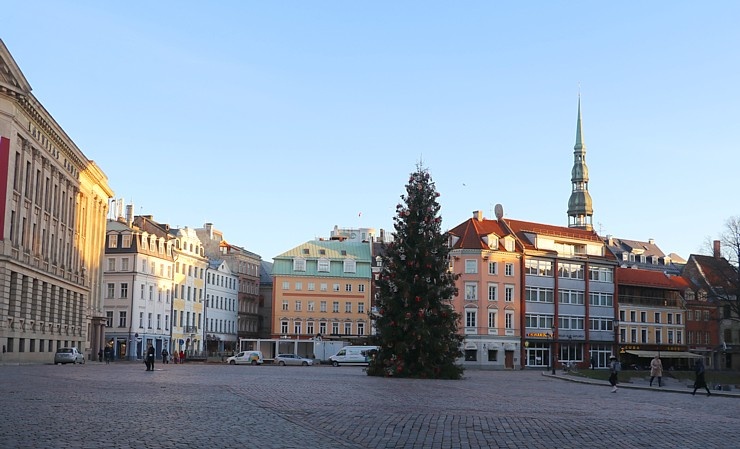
447,217 -> 508,250
617,267 -> 684,290
0,39 -> 32,94
505,218 -> 603,244
685,254 -> 738,297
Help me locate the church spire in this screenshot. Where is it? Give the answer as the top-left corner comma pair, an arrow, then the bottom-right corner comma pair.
567,95 -> 593,230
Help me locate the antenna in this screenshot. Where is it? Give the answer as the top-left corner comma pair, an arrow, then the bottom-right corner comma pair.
494,204 -> 504,220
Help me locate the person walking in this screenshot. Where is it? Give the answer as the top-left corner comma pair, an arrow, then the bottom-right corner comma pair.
161,348 -> 169,364
103,346 -> 111,364
98,349 -> 103,363
692,359 -> 711,396
650,354 -> 663,387
145,344 -> 155,371
609,355 -> 620,393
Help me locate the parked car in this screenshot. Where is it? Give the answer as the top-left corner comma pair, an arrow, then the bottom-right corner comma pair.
54,347 -> 85,365
226,351 -> 263,365
329,346 -> 378,367
274,354 -> 314,366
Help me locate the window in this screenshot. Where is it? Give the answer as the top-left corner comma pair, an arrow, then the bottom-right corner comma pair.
295,282 -> 302,291
588,292 -> 612,307
505,285 -> 514,302
654,312 -> 660,324
558,290 -> 584,305
318,258 -> 330,272
525,259 -> 553,277
320,283 -> 328,292
344,322 -> 352,335
525,287 -> 554,303
505,312 -> 514,329
293,258 -> 306,271
333,284 -> 340,292
343,259 -> 356,273
107,283 -> 115,298
294,322 -> 302,335
465,283 -> 478,300
280,321 -> 288,334
464,260 -> 478,274
319,322 -> 327,335
320,301 -> 327,312
149,285 -> 154,300
332,322 -> 339,335
108,235 -> 117,248
121,283 -> 128,298
655,329 -> 662,344
282,301 -> 289,311
307,322 -> 314,335
357,322 -> 365,336
465,310 -> 477,329
139,312 -> 144,328
345,302 -> 352,313
307,301 -> 315,312
282,281 -> 289,290
121,258 -> 129,271
558,315 -> 585,330
358,284 -> 365,293
488,311 -> 497,328
295,301 -> 302,312
333,301 -> 339,313
345,284 -> 352,292
525,314 -> 555,329
106,311 -> 113,327
558,262 -> 584,279
630,311 -> 636,322
667,314 -> 673,324
504,263 -> 514,276
641,311 -> 647,323
588,266 -> 613,283
119,311 -> 127,328
358,302 -> 365,314
676,314 -> 682,325
308,283 -> 315,291
487,284 -> 498,301
488,262 -> 498,275
107,258 -> 116,271
588,317 -> 614,331
147,313 -> 152,329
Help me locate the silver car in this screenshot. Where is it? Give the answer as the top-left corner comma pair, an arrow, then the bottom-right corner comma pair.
274,354 -> 314,366
54,347 -> 85,365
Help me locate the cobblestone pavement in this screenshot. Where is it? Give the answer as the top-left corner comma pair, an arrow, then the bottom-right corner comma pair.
1,362 -> 738,449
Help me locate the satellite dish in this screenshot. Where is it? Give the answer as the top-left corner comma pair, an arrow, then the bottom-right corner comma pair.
494,204 -> 504,220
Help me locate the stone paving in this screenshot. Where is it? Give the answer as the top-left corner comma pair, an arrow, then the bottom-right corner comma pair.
0,362 -> 738,449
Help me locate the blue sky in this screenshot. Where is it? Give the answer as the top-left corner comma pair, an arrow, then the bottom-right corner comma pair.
4,2 -> 739,262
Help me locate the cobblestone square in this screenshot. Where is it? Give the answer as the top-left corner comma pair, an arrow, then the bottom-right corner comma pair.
1,363 -> 737,448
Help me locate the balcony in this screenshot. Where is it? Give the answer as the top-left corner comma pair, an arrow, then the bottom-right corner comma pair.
184,326 -> 198,334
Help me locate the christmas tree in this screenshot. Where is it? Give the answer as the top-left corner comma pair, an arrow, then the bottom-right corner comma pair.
367,165 -> 464,379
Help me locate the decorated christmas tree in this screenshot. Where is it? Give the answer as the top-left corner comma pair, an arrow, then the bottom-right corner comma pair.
366,165 -> 463,379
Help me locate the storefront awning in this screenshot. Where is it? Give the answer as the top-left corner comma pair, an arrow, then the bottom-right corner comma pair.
624,350 -> 702,359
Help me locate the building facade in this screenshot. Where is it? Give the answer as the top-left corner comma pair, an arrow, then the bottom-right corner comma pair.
204,259 -> 238,353
103,214 -> 174,360
271,240 -> 372,342
170,227 -> 207,355
0,39 -> 113,363
196,223 -> 261,341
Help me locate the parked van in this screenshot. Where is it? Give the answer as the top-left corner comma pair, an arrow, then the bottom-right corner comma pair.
226,350 -> 263,365
329,346 -> 378,367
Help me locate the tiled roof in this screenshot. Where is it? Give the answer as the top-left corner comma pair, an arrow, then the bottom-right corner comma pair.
447,218 -> 508,250
690,255 -> 738,291
505,218 -> 602,243
617,267 -> 683,289
275,239 -> 371,261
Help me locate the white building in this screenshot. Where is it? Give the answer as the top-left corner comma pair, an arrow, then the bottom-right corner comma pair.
103,212 -> 174,360
205,260 -> 239,353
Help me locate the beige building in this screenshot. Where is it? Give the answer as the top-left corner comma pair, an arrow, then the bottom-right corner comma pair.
0,39 -> 113,363
170,226 -> 207,355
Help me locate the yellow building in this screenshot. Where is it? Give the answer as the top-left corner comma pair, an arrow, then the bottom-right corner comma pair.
0,39 -> 113,363
171,227 -> 207,356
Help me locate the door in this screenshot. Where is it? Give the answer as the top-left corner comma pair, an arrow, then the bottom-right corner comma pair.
505,350 -> 514,369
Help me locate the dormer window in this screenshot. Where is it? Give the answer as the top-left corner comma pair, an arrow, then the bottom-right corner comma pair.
622,252 -> 628,261
303,248 -> 310,255
343,259 -> 356,273
639,255 -> 646,263
629,254 -> 636,262
108,234 -> 118,248
503,236 -> 515,252
293,258 -> 307,272
341,250 -> 347,256
482,234 -> 499,249
317,258 -> 330,272
319,249 -> 326,255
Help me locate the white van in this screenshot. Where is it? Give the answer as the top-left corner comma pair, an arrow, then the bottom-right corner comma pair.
226,350 -> 263,365
329,346 -> 378,367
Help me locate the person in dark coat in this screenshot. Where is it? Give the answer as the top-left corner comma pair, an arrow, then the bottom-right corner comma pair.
103,346 -> 111,364
145,344 -> 155,371
98,349 -> 103,362
692,359 -> 711,396
161,348 -> 169,364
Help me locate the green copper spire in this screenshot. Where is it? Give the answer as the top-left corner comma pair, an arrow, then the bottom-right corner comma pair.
567,95 -> 593,230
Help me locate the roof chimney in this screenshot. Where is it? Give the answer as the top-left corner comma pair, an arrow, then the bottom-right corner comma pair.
648,238 -> 655,245
473,210 -> 484,221
125,204 -> 134,227
713,240 -> 721,259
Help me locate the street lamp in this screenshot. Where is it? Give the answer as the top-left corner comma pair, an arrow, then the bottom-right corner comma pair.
551,325 -> 557,375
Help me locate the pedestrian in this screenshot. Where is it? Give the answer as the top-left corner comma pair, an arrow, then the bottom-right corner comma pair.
650,354 -> 663,387
145,344 -> 155,371
608,355 -> 620,393
179,350 -> 185,363
173,351 -> 179,364
161,348 -> 169,364
98,349 -> 103,363
103,346 -> 111,364
692,359 -> 711,397
590,356 -> 596,370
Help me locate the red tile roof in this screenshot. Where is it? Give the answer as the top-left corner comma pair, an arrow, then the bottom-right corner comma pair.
448,218 -> 508,250
617,267 -> 684,289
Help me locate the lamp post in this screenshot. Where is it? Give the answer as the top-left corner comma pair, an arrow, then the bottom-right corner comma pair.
613,318 -> 620,355
551,325 -> 557,375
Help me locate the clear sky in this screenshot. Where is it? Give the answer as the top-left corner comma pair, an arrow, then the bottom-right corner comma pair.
3,2 -> 739,262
